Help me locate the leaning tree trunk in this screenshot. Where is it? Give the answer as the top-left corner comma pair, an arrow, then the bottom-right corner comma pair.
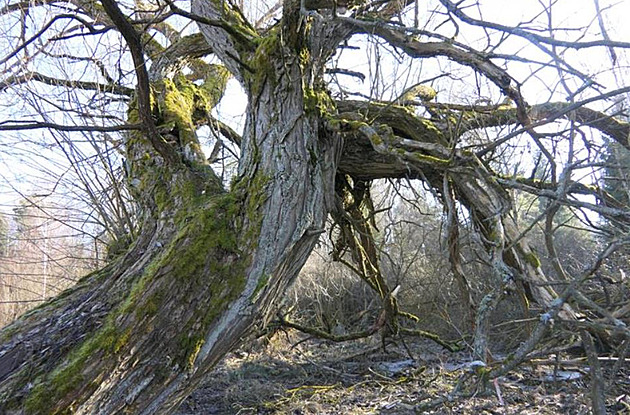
0,4 -> 341,414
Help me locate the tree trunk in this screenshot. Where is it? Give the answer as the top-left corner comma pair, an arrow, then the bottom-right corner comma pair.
0,4 -> 340,413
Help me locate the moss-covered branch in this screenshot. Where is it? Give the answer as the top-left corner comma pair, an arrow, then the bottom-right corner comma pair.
101,0 -> 177,164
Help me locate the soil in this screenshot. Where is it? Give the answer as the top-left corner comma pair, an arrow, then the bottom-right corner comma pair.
176,332 -> 630,414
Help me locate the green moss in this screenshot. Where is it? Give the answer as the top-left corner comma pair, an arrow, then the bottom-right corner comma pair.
524,251 -> 542,268
24,188 -> 255,409
246,27 -> 280,91
144,172 -> 271,370
231,171 -> 270,245
158,194 -> 241,282
210,0 -> 258,42
413,153 -> 451,165
187,339 -> 205,370
250,273 -> 270,301
303,86 -> 334,117
371,134 -> 384,145
419,118 -> 442,135
24,325 -> 119,414
341,119 -> 368,130
134,292 -> 163,319
199,65 -> 232,109
113,327 -> 132,354
0,325 -> 18,346
22,118 -> 273,409
125,64 -> 229,215
156,70 -> 229,160
298,47 -> 311,69
177,280 -> 241,371
106,234 -> 133,260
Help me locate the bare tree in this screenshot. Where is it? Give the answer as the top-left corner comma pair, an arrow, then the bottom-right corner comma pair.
0,0 -> 629,413
0,197 -> 96,327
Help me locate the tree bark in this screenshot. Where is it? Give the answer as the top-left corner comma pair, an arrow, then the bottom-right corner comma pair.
0,1 -> 342,412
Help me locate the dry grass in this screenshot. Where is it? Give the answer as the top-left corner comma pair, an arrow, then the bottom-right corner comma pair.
177,331 -> 629,414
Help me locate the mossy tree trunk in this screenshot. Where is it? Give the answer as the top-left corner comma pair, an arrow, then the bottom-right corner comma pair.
0,1 -> 344,413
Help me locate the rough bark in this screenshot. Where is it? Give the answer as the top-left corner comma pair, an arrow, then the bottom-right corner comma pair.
0,1 -> 342,413
335,101 -> 576,317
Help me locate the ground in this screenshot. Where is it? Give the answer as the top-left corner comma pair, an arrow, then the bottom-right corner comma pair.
176,332 -> 630,414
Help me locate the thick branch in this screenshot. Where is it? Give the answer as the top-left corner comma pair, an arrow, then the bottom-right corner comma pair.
191,0 -> 258,82
464,98 -> 630,152
497,177 -> 630,227
335,100 -> 630,226
148,33 -> 214,80
533,102 -> 630,150
0,0 -> 56,16
101,0 -> 177,164
345,21 -> 528,116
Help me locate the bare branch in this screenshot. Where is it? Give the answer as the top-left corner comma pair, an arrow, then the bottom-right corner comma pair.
439,0 -> 630,50
0,0 -> 57,17
0,121 -> 141,132
0,13 -> 102,67
0,71 -> 134,95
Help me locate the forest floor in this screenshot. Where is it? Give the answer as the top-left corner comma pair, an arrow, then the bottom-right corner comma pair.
176,331 -> 630,414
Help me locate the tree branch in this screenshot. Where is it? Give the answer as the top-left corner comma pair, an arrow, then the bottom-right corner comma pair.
190,0 -> 258,82
0,13 -> 101,67
0,121 -> 141,132
148,33 -> 214,80
0,0 -> 56,17
100,0 -> 177,164
0,71 -> 134,95
471,89 -> 630,155
344,20 -> 531,123
439,0 -> 630,50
